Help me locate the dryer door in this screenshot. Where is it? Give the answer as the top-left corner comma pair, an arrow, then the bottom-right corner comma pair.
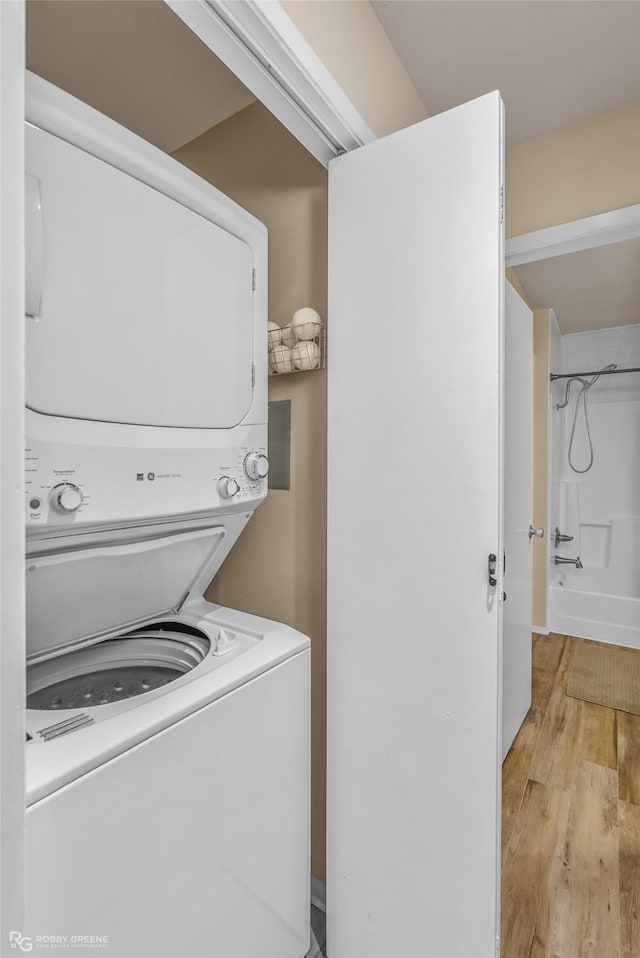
25,125 -> 255,429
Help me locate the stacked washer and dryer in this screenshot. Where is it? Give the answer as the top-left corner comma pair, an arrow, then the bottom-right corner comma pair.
24,73 -> 310,958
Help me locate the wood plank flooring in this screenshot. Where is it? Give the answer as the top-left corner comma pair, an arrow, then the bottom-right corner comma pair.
502,633 -> 640,958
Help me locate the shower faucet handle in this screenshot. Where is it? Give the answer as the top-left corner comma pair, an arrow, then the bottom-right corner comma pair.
529,526 -> 545,539
554,527 -> 574,548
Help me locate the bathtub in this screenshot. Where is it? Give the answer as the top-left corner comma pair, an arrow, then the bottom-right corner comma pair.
549,567 -> 640,648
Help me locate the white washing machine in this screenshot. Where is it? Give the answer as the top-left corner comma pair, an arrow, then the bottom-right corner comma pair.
24,74 -> 310,958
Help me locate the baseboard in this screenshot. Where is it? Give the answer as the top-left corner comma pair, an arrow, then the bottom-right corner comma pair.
311,876 -> 326,912
532,626 -> 550,635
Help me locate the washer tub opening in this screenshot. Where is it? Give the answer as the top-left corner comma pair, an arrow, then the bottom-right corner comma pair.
27,622 -> 210,710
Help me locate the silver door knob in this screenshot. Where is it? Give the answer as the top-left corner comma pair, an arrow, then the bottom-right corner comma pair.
529,526 -> 544,539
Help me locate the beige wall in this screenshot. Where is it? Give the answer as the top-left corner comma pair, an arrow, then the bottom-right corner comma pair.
505,267 -> 528,302
506,101 -> 640,237
507,280 -> 551,630
174,102 -> 328,882
281,0 -> 427,137
531,310 -> 552,631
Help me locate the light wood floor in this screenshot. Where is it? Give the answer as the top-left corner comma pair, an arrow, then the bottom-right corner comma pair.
501,632 -> 640,958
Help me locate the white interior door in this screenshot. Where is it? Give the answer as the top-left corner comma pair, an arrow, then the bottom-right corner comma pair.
327,92 -> 504,958
502,283 -> 533,759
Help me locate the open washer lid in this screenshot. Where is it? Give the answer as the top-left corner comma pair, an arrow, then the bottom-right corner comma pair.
26,518 -> 247,662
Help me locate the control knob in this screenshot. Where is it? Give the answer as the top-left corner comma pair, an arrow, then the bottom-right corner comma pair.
217,476 -> 240,499
50,482 -> 83,514
244,452 -> 269,481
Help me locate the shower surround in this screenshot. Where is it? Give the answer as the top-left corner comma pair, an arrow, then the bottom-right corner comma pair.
549,324 -> 640,648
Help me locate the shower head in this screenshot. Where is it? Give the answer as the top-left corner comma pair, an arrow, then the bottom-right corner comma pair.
586,363 -> 617,386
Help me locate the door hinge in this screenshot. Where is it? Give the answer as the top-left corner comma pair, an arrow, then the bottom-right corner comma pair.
174,592 -> 190,614
252,268 -> 256,291
251,364 -> 255,388
499,186 -> 504,225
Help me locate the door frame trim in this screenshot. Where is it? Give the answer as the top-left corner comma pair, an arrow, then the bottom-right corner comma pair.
164,0 -> 376,167
0,0 -> 26,942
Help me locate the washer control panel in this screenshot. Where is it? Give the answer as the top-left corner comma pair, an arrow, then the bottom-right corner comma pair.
25,430 -> 268,530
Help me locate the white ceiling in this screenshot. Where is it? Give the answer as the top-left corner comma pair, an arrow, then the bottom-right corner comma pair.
513,239 -> 640,334
372,0 -> 640,146
26,0 -> 255,153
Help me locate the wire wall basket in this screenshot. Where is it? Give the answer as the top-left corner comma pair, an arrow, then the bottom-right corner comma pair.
268,319 -> 326,376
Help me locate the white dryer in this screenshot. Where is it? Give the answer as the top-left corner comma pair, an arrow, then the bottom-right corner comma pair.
24,74 -> 310,958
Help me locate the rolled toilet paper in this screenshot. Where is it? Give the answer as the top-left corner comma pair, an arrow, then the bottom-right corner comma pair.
291,307 -> 322,341
291,340 -> 321,371
267,322 -> 282,351
270,344 -> 294,374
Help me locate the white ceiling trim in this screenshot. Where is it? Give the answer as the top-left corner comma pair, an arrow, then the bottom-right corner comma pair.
506,204 -> 640,266
164,0 -> 376,167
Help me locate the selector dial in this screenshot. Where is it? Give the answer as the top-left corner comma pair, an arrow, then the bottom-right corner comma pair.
50,482 -> 84,514
217,476 -> 240,499
244,452 -> 269,481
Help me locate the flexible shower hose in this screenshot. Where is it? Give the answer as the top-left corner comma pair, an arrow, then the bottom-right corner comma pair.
556,365 -> 616,474
567,381 -> 594,473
